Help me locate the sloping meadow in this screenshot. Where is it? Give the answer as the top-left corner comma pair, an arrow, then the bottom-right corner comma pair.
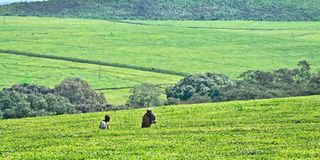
1,17 -> 320,105
1,95 -> 319,159
0,17 -> 319,78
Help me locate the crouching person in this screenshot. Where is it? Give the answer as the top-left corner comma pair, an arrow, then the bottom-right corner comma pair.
141,109 -> 156,128
99,115 -> 110,130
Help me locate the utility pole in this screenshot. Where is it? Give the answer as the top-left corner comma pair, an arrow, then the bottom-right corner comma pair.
99,61 -> 101,80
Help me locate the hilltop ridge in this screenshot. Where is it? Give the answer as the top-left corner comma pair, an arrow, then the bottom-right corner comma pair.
1,0 -> 320,21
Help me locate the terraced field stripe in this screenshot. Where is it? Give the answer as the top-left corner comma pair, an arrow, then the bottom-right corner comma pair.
0,49 -> 189,76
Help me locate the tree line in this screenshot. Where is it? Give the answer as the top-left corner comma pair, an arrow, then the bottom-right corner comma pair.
130,60 -> 320,106
1,60 -> 319,119
1,0 -> 320,21
0,78 -> 112,119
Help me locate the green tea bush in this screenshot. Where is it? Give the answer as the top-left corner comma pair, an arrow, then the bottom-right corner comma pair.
1,95 -> 320,159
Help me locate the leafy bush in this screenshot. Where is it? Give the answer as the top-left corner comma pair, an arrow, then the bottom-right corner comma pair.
167,61 -> 320,104
127,83 -> 165,108
308,72 -> 320,94
0,85 -> 76,119
166,73 -> 234,101
0,78 -> 112,119
166,97 -> 182,105
54,78 -> 109,113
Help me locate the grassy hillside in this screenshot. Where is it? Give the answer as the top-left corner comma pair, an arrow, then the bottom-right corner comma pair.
1,17 -> 319,104
1,95 -> 319,159
1,0 -> 320,21
0,17 -> 319,78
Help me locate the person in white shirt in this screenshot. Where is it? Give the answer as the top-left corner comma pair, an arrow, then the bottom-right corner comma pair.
99,115 -> 110,129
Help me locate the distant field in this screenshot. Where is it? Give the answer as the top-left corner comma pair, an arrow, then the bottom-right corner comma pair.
0,17 -> 319,78
1,95 -> 319,159
1,17 -> 320,105
0,53 -> 181,104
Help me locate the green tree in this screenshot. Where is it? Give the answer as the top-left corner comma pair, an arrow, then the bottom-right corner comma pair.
54,78 -> 107,113
127,83 -> 164,108
0,79 -> 112,119
166,73 -> 234,101
44,93 -> 76,115
309,72 -> 320,93
239,70 -> 274,85
297,60 -> 311,83
0,86 -> 76,119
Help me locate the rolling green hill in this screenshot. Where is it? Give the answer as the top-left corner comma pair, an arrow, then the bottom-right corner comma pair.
1,17 -> 319,77
1,0 -> 320,21
1,95 -> 319,159
1,17 -> 320,104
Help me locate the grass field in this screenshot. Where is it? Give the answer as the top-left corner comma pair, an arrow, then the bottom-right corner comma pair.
0,17 -> 319,78
0,95 -> 319,159
0,53 -> 181,104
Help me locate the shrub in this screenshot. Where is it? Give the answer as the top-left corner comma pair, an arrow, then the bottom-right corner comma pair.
308,72 -> 320,94
166,97 -> 181,105
0,87 -> 76,119
239,70 -> 274,86
166,60 -> 320,104
166,73 -> 234,101
54,78 -> 107,113
127,83 -> 165,108
0,78 -> 112,119
186,95 -> 212,104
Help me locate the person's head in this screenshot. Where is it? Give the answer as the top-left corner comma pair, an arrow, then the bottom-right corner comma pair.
104,115 -> 110,122
146,108 -> 152,113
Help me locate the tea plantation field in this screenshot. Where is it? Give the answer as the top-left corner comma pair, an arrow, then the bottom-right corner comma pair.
1,16 -> 320,105
0,17 -> 320,77
0,96 -> 319,159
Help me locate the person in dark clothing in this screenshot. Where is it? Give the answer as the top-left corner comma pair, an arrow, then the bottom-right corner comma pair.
99,115 -> 110,129
141,109 -> 156,128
